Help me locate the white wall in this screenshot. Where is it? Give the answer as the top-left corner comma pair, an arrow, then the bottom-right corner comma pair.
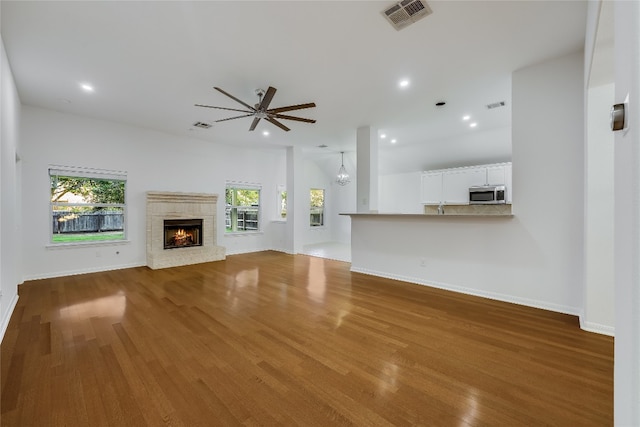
350,51 -> 585,316
378,172 -> 422,214
378,127 -> 512,175
613,0 -> 640,423
20,106 -> 287,279
584,82 -> 614,334
329,151 -> 356,243
0,34 -> 21,340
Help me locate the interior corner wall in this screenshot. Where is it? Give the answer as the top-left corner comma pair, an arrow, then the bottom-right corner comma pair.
350,51 -> 586,316
328,151 -> 357,244
584,82 -> 615,335
1,34 -> 21,341
20,105 -> 286,280
510,50 -> 585,313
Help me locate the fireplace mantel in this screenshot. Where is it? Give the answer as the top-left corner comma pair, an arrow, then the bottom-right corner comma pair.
146,191 -> 225,269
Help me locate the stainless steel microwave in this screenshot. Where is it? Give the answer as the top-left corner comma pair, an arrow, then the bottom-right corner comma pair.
469,185 -> 506,204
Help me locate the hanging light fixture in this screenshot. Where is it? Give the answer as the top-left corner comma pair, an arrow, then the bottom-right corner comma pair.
336,151 -> 351,186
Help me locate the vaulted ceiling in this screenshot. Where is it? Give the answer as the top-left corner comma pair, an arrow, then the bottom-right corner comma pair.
1,1 -> 587,173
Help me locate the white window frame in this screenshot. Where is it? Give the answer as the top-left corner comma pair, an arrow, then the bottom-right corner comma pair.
277,184 -> 287,220
49,165 -> 127,246
310,188 -> 325,227
225,182 -> 262,234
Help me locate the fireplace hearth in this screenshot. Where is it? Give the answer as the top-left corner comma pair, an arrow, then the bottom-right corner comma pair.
164,219 -> 202,249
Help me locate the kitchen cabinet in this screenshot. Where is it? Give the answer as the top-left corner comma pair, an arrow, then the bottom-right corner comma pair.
421,162 -> 512,205
486,165 -> 506,185
443,168 -> 485,204
420,171 -> 442,204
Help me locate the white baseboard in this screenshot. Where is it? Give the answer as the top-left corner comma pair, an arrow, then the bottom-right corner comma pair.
1,293 -> 19,343
350,266 -> 581,317
579,317 -> 615,336
22,262 -> 146,282
225,247 -> 272,256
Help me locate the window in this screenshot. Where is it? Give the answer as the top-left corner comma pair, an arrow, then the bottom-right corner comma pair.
225,184 -> 261,233
310,188 -> 324,227
277,185 -> 287,219
49,166 -> 127,244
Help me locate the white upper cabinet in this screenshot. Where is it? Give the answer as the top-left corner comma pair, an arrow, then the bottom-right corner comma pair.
443,168 -> 485,204
486,165 -> 507,185
420,171 -> 443,204
421,162 -> 512,205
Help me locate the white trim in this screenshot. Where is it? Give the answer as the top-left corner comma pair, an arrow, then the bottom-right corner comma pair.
49,164 -> 127,181
0,294 -> 19,343
580,314 -> 616,336
22,262 -> 145,281
224,247 -> 271,256
223,231 -> 264,237
46,239 -> 131,250
225,180 -> 262,190
350,266 -> 581,317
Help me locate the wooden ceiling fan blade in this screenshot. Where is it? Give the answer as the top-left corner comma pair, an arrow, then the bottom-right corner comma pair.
195,104 -> 253,113
249,117 -> 261,131
266,117 -> 290,132
213,87 -> 256,111
272,114 -> 316,124
258,86 -> 277,111
215,114 -> 254,123
268,102 -> 316,114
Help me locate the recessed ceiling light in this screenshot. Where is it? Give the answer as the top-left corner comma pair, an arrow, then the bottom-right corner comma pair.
391,139 -> 397,144
80,83 -> 94,93
380,134 -> 387,139
399,79 -> 410,88
470,122 -> 478,128
262,130 -> 269,136
462,115 -> 470,121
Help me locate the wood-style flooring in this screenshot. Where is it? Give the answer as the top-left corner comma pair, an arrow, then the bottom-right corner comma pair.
1,251 -> 613,426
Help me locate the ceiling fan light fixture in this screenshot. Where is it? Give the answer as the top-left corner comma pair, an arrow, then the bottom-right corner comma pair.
336,151 -> 351,186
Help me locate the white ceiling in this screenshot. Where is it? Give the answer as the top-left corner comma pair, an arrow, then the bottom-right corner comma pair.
1,1 -> 587,172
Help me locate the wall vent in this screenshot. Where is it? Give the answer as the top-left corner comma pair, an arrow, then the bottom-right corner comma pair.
382,0 -> 432,31
193,121 -> 212,129
486,101 -> 506,110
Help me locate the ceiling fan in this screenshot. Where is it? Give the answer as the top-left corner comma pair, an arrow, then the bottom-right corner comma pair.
195,86 -> 316,132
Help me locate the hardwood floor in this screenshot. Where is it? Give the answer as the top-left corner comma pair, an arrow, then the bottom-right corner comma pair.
1,251 -> 613,426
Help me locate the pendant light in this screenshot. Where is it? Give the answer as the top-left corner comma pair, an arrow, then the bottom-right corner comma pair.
336,151 -> 350,186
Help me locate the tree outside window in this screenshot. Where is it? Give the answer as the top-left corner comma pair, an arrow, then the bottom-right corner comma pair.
310,188 -> 324,227
50,167 -> 126,244
277,185 -> 287,219
226,186 -> 260,232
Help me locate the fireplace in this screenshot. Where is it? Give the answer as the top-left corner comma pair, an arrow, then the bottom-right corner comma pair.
164,219 -> 203,249
146,192 -> 225,270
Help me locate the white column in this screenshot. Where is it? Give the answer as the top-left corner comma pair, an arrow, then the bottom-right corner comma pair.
356,126 -> 378,213
285,146 -> 305,254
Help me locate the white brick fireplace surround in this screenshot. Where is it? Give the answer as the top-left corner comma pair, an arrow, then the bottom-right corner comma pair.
146,192 -> 225,269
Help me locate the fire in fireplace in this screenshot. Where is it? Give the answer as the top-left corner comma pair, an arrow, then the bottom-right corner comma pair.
164,219 -> 203,249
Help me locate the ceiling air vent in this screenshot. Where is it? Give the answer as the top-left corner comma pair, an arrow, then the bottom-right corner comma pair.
192,121 -> 212,129
382,0 -> 432,31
